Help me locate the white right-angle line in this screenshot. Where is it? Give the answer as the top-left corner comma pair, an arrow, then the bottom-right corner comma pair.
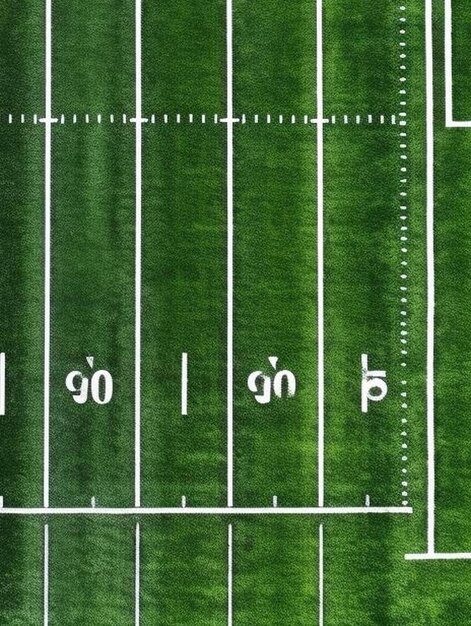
226,0 -> 234,508
44,0 -> 52,511
228,523 -> 233,626
425,0 -> 436,555
319,524 -> 324,626
316,0 -> 325,508
43,524 -> 49,626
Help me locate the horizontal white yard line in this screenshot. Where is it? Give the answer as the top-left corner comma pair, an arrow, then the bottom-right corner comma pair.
0,506 -> 412,516
405,552 -> 471,561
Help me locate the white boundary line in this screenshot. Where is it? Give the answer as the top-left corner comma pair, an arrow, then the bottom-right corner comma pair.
226,0 -> 234,508
134,0 -> 142,509
135,523 -> 140,626
228,524 -> 233,626
425,0 -> 436,555
316,0 -> 325,508
43,0 -> 52,511
319,524 -> 324,626
0,506 -> 412,515
43,524 -> 49,626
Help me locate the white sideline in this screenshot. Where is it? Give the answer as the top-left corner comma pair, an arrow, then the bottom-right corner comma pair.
43,524 -> 49,626
135,0 -> 142,508
319,524 -> 324,626
0,506 -> 412,515
135,523 -> 140,626
181,353 -> 188,415
43,0 -> 52,511
228,524 -> 233,626
0,353 -> 5,416
316,0 -> 325,509
425,0 -> 436,555
226,0 -> 234,508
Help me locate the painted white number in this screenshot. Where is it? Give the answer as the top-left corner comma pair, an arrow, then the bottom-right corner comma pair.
361,353 -> 387,413
248,356 -> 296,405
65,356 -> 113,405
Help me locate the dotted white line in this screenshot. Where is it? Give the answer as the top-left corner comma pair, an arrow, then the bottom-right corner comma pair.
399,3 -> 409,507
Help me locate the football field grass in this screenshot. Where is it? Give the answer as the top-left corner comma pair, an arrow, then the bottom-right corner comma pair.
0,0 -> 471,623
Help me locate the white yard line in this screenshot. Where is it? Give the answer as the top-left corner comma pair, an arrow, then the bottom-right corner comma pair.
228,524 -> 233,626
226,0 -> 234,509
181,353 -> 188,415
43,524 -> 49,626
425,0 -> 436,555
135,0 -> 142,509
319,524 -> 324,626
406,552 -> 471,561
0,506 -> 412,515
135,523 -> 140,626
316,0 -> 325,508
43,0 -> 52,511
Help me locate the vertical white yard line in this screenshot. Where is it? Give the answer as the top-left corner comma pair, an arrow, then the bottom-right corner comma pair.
444,0 -> 453,126
316,0 -> 325,508
226,0 -> 234,508
319,524 -> 324,626
44,0 -> 52,510
135,0 -> 142,509
228,523 -> 233,626
425,0 -> 436,555
43,524 -> 49,626
135,523 -> 140,626
0,353 -> 5,416
181,353 -> 188,415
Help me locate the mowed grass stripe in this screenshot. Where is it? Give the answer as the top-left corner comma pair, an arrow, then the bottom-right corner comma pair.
233,0 -> 317,507
142,1 -> 226,506
0,4 -> 44,506
50,0 -> 135,506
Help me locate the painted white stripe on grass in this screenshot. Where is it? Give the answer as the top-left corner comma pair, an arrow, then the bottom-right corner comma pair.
316,0 -> 325,508
226,0 -> 234,508
135,0 -> 143,508
181,352 -> 188,415
228,524 -> 233,626
43,524 -> 49,626
425,0 -> 435,555
405,552 -> 471,561
0,353 -> 5,416
444,0 -> 453,126
0,506 -> 412,515
319,524 -> 324,626
135,523 -> 140,626
44,0 -> 52,510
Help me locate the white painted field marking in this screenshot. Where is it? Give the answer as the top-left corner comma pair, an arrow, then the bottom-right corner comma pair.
91,496 -> 96,508
425,0 -> 436,555
135,0 -> 142,509
317,0 -> 325,508
443,0 -> 471,126
405,552 -> 471,561
44,0 -> 52,511
135,523 -> 140,626
0,353 -> 5,416
0,506 -> 412,515
43,524 -> 49,626
0,496 -> 3,508
319,524 -> 324,626
226,0 -> 234,508
272,495 -> 278,507
181,495 -> 187,508
228,524 -> 233,626
181,352 -> 188,416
